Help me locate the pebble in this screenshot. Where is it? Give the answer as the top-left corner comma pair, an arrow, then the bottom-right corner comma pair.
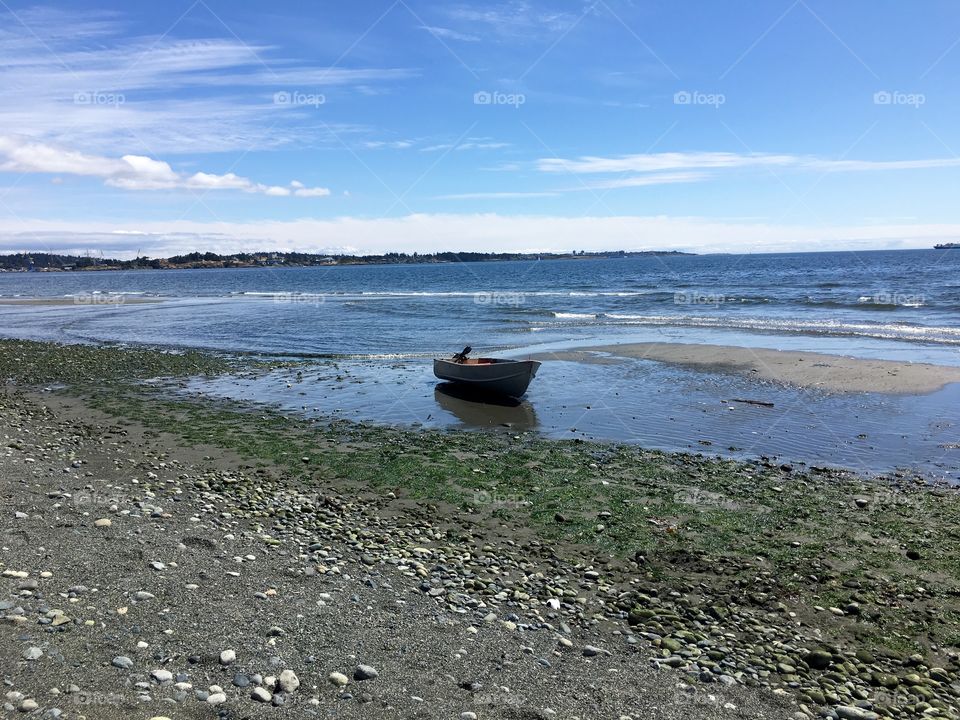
151,669 -> 173,683
219,649 -> 236,665
94,518 -> 112,527
112,656 -> 134,670
206,692 -> 227,705
835,708 -> 880,720
354,664 -> 379,681
23,647 -> 43,661
251,687 -> 272,702
278,670 -> 300,693
329,672 -> 349,687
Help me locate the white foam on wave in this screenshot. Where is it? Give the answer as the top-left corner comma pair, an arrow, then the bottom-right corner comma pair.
231,290 -> 655,300
553,312 -> 597,319
533,313 -> 960,345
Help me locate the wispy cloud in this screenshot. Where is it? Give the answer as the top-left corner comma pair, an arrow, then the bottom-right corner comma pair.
578,172 -> 708,190
444,2 -> 581,39
418,25 -> 481,42
435,191 -> 559,199
421,138 -> 510,152
0,6 -> 415,154
364,140 -> 414,149
538,150 -> 960,179
805,158 -> 960,172
538,151 -> 797,174
0,136 -> 330,197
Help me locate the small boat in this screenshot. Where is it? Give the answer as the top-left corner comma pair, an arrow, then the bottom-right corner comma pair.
433,346 -> 541,398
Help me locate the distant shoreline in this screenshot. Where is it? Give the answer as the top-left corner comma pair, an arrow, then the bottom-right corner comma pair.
0,249 -> 693,273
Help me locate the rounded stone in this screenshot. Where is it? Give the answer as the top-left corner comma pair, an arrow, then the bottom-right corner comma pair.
354,664 -> 379,681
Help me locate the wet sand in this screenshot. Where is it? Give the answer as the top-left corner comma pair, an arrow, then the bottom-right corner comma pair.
537,342 -> 960,394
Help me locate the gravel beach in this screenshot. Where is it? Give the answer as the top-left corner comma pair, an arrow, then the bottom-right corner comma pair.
1,389 -> 787,719
1,340 -> 958,719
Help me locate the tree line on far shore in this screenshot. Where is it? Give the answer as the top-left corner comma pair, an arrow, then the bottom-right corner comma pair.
0,249 -> 692,271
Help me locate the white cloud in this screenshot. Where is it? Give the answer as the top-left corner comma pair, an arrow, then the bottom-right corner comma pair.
2,214 -> 957,259
364,140 -> 415,149
293,187 -> 332,197
0,135 -> 123,176
418,25 -> 481,42
436,191 -> 560,199
539,151 -> 960,176
421,138 -> 511,152
0,7 -> 415,154
0,135 -> 330,198
578,172 -> 707,190
444,2 -> 580,38
538,151 -> 798,174
805,158 -> 960,172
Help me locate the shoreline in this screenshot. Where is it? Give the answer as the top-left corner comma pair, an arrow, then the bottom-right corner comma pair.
1,339 -> 959,718
536,342 -> 960,394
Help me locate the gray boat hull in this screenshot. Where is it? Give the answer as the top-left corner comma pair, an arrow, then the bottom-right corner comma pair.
433,358 -> 541,398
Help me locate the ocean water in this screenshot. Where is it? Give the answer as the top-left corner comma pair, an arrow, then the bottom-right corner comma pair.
0,249 -> 959,362
2,249 -> 959,478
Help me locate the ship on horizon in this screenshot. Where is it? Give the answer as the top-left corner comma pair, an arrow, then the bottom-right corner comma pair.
934,243 -> 960,249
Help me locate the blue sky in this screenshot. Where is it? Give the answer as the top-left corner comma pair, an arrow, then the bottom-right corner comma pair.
1,0 -> 959,256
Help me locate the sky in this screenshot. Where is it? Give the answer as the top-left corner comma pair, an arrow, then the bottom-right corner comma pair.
1,0 -> 959,257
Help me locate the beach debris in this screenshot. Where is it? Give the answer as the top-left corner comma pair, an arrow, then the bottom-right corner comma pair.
724,398 -> 775,407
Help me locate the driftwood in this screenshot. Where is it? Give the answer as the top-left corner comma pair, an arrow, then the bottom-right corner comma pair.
724,398 -> 775,408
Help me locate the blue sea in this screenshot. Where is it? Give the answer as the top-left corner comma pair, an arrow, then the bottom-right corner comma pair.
2,249 -> 959,478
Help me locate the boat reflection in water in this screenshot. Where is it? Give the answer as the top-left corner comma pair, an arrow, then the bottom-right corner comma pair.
433,383 -> 538,430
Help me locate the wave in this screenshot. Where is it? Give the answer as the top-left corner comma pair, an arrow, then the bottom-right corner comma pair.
531,313 -> 960,345
61,291 -> 155,298
230,290 -> 658,300
787,297 -> 931,310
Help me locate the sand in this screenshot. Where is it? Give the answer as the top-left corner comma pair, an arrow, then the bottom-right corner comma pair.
535,342 -> 960,394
